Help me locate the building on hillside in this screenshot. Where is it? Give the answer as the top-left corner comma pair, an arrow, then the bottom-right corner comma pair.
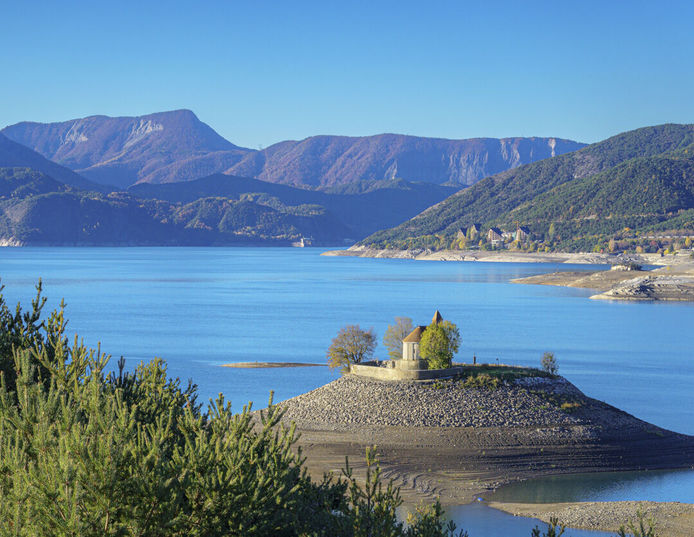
402,310 -> 443,362
456,228 -> 466,241
516,226 -> 531,242
487,227 -> 503,247
291,237 -> 313,247
349,310 -> 464,380
501,230 -> 514,240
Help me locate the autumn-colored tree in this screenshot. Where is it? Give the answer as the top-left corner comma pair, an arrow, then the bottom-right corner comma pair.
327,324 -> 377,372
382,317 -> 414,360
419,320 -> 460,370
547,222 -> 556,241
541,351 -> 559,375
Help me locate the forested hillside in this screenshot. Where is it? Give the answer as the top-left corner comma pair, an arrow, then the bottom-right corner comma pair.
0,169 -> 455,245
362,124 -> 694,252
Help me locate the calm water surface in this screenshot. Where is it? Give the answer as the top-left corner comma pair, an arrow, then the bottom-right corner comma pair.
1,247 -> 692,536
492,469 -> 694,503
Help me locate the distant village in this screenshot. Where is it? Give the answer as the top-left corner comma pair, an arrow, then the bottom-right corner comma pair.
367,222 -> 694,256
456,224 -> 531,249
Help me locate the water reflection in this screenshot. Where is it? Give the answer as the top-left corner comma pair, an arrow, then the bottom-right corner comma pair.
443,502 -> 610,537
491,469 -> 694,503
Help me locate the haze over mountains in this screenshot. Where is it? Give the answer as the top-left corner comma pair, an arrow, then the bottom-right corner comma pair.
1,109 -> 584,189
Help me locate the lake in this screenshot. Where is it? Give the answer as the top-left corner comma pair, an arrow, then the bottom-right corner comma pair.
1,246 -> 692,536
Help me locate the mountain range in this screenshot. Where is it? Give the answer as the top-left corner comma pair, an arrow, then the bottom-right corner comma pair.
4,109 -> 690,250
362,123 -> 694,251
1,110 -> 584,189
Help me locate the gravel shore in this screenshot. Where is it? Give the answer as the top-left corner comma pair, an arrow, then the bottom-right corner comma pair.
513,263 -> 694,301
282,375 -> 652,433
490,500 -> 694,537
322,246 -> 693,266
279,375 -> 694,508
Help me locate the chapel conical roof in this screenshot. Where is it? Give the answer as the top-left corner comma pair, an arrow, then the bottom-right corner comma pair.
432,310 -> 443,324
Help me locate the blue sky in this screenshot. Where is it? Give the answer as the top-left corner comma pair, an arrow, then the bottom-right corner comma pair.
1,0 -> 692,148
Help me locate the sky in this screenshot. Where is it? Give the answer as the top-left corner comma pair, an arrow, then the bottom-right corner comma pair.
1,0 -> 693,148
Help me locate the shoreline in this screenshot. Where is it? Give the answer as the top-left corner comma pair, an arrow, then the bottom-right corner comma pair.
220,361 -> 325,368
279,375 -> 694,519
322,245 -> 693,266
324,246 -> 694,301
489,500 -> 694,536
512,264 -> 694,301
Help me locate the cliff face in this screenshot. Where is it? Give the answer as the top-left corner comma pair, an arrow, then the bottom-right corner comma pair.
361,123 -> 694,249
1,110 -> 252,188
226,134 -> 585,188
2,111 -> 584,189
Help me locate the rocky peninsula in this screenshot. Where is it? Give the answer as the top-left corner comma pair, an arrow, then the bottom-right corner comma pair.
513,262 -> 694,301
324,246 -> 694,301
279,372 -> 694,535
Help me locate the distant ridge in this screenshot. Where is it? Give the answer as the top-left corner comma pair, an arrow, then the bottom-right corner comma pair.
0,170 -> 457,246
2,110 -> 585,189
225,133 -> 586,188
0,134 -> 109,192
1,110 -> 252,189
129,173 -> 459,237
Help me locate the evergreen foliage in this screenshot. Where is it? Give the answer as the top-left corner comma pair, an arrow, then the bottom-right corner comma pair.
531,517 -> 565,537
0,284 -> 473,537
614,511 -> 658,537
0,283 -> 659,536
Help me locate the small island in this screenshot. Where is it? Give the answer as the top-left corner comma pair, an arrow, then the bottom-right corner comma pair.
278,310 -> 694,536
221,361 -> 324,368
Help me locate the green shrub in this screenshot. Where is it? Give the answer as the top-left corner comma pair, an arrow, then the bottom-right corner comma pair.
462,373 -> 500,390
0,282 -> 468,537
614,510 -> 659,537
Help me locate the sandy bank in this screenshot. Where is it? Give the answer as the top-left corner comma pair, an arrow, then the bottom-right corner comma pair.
221,361 -> 324,368
323,245 -> 694,266
322,246 -> 614,264
280,375 -> 694,506
513,262 -> 694,301
490,500 -> 694,537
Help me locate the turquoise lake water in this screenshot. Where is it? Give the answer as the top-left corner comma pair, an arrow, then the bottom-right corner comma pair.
1,246 -> 692,536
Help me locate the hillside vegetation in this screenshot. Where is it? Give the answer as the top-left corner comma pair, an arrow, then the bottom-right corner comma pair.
0,134 -> 111,192
0,169 -> 455,245
362,124 -> 694,253
131,174 -> 458,238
